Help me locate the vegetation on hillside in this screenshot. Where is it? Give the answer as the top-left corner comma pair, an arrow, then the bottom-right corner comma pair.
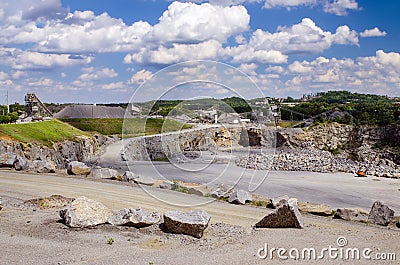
61,118 -> 192,137
0,119 -> 89,145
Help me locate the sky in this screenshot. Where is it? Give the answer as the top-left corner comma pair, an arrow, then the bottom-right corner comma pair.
0,0 -> 399,103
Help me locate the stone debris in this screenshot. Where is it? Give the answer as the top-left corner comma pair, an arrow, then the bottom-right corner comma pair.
67,161 -> 91,176
368,201 -> 395,226
188,186 -> 210,197
133,175 -> 155,186
334,208 -> 369,222
255,201 -> 304,229
159,180 -> 174,190
298,202 -> 333,216
210,184 -> 234,200
163,210 -> 211,238
121,171 -> 136,182
59,196 -> 114,228
108,208 -> 160,228
91,167 -> 120,179
228,190 -> 252,205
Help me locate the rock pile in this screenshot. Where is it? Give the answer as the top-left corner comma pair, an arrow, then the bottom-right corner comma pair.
236,147 -> 399,177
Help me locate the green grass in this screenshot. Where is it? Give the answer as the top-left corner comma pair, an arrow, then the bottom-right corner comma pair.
0,119 -> 90,146
61,118 -> 192,137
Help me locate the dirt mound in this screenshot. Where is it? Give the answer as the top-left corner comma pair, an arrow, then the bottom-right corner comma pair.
54,105 -> 126,119
25,195 -> 74,209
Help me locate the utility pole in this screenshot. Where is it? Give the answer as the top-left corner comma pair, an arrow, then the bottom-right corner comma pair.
6,91 -> 9,114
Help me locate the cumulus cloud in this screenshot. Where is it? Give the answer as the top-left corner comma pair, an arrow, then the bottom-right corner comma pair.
238,63 -> 258,75
323,0 -> 360,16
360,27 -> 387,38
0,47 -> 93,70
78,67 -> 118,81
258,50 -> 400,96
264,0 -> 317,9
223,18 -> 358,64
128,69 -> 153,85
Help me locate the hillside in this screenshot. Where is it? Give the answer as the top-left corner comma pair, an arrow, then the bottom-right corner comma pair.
0,120 -> 90,145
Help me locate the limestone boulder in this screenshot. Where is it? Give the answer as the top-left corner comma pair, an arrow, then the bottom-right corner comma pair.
271,195 -> 290,208
14,156 -> 28,171
29,160 -> 56,173
163,210 -> 211,238
108,208 -> 160,227
59,196 -> 114,228
255,201 -> 304,229
67,161 -> 91,176
368,201 -> 395,226
228,189 -> 252,205
334,208 -> 369,222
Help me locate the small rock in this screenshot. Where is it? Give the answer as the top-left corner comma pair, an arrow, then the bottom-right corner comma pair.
133,175 -> 155,186
334,208 -> 369,222
271,195 -> 289,208
59,196 -> 114,228
67,161 -> 91,176
91,168 -> 120,179
108,208 -> 160,227
368,201 -> 395,226
210,184 -> 233,199
122,171 -> 136,182
228,189 -> 252,205
163,210 -> 211,238
159,180 -> 174,189
298,202 -> 333,216
255,201 -> 304,229
188,186 -> 209,197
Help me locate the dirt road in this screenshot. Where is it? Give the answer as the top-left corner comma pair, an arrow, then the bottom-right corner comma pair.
1,170 -> 399,264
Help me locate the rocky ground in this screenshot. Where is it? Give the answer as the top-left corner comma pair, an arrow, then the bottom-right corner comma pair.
1,171 -> 399,264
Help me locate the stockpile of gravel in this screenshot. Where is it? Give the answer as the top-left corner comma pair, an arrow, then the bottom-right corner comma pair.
54,105 -> 127,119
236,147 -> 400,177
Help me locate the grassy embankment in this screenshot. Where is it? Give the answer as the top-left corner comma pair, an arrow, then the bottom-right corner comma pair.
0,119 -> 90,146
60,118 -> 193,137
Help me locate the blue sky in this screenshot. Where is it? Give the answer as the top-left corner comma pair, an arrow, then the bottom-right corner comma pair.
0,0 -> 399,103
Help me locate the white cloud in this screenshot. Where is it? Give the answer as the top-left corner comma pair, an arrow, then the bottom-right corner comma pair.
128,69 -> 153,85
257,50 -> 400,96
102,82 -> 125,90
360,27 -> 387,38
0,71 -> 8,80
264,0 -> 317,9
0,47 -> 93,70
238,63 -> 258,75
78,67 -> 118,81
323,0 -> 360,16
151,2 -> 249,43
223,18 -> 358,64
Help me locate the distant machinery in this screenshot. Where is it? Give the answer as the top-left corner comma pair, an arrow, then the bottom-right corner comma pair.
24,93 -> 53,120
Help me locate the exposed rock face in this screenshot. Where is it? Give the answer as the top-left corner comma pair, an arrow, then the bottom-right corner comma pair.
0,134 -> 111,171
334,208 -> 369,222
213,128 -> 232,148
298,202 -> 332,216
59,196 -> 114,228
108,208 -> 160,227
368,201 -> 395,226
228,190 -> 252,205
163,210 -> 211,238
255,201 -> 304,229
67,161 -> 91,176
